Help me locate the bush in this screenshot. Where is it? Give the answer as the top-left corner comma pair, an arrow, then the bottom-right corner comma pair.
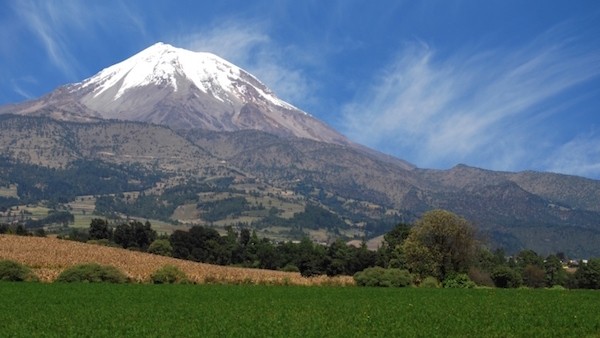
468,267 -> 495,287
150,265 -> 189,284
420,276 -> 441,288
491,266 -> 522,288
0,260 -> 38,282
56,263 -> 128,283
148,239 -> 173,257
443,274 -> 476,288
87,239 -> 120,247
354,267 -> 412,287
281,264 -> 300,273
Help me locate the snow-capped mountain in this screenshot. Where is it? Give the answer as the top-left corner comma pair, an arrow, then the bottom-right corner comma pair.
0,42 -> 347,144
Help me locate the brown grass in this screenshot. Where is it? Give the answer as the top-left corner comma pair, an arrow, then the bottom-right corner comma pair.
0,235 -> 354,286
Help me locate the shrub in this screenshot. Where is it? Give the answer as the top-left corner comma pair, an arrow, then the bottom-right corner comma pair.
0,260 -> 38,282
468,267 -> 495,287
420,276 -> 441,288
522,264 -> 546,288
87,239 -> 119,247
148,239 -> 173,257
443,274 -> 476,288
56,263 -> 128,283
491,266 -> 522,288
354,267 -> 412,287
281,264 -> 300,273
150,265 -> 189,284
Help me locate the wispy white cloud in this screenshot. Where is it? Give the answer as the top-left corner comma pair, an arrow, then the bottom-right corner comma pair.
175,19 -> 317,108
11,0 -> 88,79
546,132 -> 600,178
10,0 -> 147,80
10,77 -> 38,100
341,26 -> 600,176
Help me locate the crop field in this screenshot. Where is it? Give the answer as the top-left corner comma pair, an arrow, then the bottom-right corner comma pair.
0,235 -> 352,286
0,283 -> 598,337
0,184 -> 18,198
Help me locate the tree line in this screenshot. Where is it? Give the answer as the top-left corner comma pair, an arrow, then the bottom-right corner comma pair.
2,209 -> 598,289
85,218 -> 377,276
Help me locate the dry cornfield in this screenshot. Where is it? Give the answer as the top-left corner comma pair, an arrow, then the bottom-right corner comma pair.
0,235 -> 354,286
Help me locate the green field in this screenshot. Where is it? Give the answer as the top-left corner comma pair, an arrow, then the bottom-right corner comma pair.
0,283 -> 598,337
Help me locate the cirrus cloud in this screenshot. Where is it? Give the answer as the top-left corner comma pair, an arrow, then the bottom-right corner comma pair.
341,25 -> 600,177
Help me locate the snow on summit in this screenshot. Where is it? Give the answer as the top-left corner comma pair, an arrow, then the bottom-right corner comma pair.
83,42 -> 294,109
3,42 -> 348,144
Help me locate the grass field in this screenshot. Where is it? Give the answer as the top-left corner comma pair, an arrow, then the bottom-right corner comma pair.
0,283 -> 598,337
0,184 -> 18,198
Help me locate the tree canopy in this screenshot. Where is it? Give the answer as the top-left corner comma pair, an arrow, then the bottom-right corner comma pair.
402,209 -> 477,281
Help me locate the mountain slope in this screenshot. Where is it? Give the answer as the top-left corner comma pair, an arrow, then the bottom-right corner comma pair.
0,43 -> 348,145
1,115 -> 600,257
1,42 -> 599,257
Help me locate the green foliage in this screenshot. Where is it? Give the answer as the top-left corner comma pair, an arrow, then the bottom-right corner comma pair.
544,254 -> 567,287
150,265 -> 189,284
251,203 -> 348,231
353,267 -> 412,287
467,267 -> 495,287
289,204 -> 347,230
402,209 -> 477,281
88,218 -> 111,240
491,266 -> 522,288
522,264 -> 546,288
68,228 -> 90,242
25,211 -> 74,228
171,226 -> 226,263
96,194 -> 175,222
148,239 -> 173,257
87,239 -> 119,247
56,263 -> 128,283
516,250 -> 544,269
0,260 -> 38,282
420,276 -> 441,288
198,197 -> 248,222
94,183 -> 204,222
33,228 -> 46,237
573,258 -> 600,289
0,157 -> 159,205
113,221 -> 156,250
473,248 -> 495,272
443,274 -> 476,288
379,223 -> 410,268
281,264 -> 300,272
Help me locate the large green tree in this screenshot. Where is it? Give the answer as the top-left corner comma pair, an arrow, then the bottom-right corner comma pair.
402,209 -> 477,281
88,218 -> 111,240
544,254 -> 567,287
113,220 -> 156,250
379,223 -> 410,268
574,258 -> 600,289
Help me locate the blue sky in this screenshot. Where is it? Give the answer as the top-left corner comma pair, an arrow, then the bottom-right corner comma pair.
2,1 -> 600,179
